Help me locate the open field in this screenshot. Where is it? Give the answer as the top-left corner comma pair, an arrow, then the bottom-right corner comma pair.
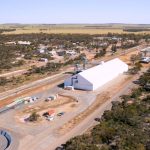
1,24 -> 150,34
3,28 -> 124,34
3,28 -> 150,34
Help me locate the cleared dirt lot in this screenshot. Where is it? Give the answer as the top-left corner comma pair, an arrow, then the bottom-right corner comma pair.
16,95 -> 78,124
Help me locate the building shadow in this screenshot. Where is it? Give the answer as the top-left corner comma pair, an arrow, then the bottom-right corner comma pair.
57,83 -> 64,88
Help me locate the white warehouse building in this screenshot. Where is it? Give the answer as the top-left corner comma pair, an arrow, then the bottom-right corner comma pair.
64,58 -> 128,91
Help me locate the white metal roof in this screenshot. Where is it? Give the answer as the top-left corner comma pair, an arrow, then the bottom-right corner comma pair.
78,58 -> 128,85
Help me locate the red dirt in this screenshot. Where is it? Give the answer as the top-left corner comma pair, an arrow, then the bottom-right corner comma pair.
0,76 -> 64,108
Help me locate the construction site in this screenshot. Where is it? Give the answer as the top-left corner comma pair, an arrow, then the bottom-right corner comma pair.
0,44 -> 149,150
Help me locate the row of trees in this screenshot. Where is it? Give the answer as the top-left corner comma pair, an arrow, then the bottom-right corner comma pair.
0,45 -> 16,70
0,33 -> 93,45
28,54 -> 86,75
0,29 -> 16,34
123,28 -> 150,32
0,54 -> 87,88
0,76 -> 26,86
94,49 -> 106,58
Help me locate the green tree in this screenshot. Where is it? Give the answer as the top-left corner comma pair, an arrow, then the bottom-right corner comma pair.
130,54 -> 138,65
28,112 -> 40,122
111,45 -> 117,53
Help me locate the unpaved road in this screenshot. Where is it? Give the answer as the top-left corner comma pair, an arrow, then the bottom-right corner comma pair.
0,69 -> 27,78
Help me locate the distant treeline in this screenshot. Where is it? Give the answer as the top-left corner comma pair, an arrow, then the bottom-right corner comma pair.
0,29 -> 16,34
84,26 -> 113,29
123,28 -> 150,32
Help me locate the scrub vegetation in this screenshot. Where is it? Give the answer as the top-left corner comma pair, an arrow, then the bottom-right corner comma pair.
0,32 -> 149,91
0,32 -> 148,71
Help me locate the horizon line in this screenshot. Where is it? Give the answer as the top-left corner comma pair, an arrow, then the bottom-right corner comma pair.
1,23 -> 150,25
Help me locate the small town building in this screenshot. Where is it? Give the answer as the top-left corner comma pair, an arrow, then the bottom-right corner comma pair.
5,41 -> 16,45
66,50 -> 76,56
48,50 -> 57,56
39,58 -> 48,62
18,41 -> 31,45
57,50 -> 66,56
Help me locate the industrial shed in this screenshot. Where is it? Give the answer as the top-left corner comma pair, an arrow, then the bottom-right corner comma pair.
64,58 -> 128,91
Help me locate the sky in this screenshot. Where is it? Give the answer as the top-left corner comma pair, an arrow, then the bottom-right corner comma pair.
0,0 -> 150,24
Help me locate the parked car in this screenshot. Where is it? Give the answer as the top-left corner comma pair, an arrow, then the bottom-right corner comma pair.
133,80 -> 141,85
45,95 -> 57,102
45,97 -> 52,102
42,112 -> 49,117
57,112 -> 65,116
55,146 -> 64,150
140,57 -> 150,63
46,116 -> 54,121
31,96 -> 38,101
